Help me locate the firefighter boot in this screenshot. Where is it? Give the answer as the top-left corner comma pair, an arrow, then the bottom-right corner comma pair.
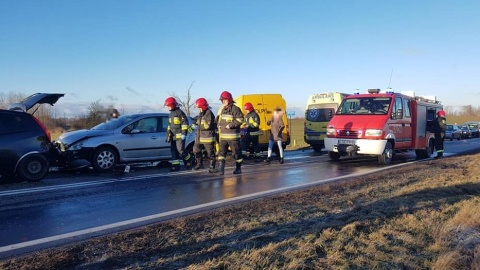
208,160 -> 216,173
434,152 -> 444,159
233,162 -> 242,174
193,157 -> 203,170
170,164 -> 181,172
217,160 -> 225,175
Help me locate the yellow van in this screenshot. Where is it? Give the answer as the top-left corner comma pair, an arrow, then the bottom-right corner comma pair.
304,92 -> 349,152
234,94 -> 290,153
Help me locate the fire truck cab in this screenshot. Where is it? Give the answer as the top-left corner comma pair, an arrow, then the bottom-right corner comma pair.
324,88 -> 443,164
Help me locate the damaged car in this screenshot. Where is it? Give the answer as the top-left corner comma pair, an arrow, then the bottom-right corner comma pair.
55,113 -> 196,172
0,93 -> 64,182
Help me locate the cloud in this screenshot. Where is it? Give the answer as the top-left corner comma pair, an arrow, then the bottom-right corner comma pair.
107,95 -> 118,102
126,87 -> 140,96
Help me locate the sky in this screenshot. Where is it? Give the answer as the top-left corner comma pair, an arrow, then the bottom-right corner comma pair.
1,0 -> 479,117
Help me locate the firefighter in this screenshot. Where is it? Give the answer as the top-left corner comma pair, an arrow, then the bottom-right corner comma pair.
264,106 -> 285,164
192,98 -> 217,172
215,91 -> 244,175
241,102 -> 262,162
164,97 -> 193,171
433,110 -> 447,159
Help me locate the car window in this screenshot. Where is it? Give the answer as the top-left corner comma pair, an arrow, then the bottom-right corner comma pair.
0,112 -> 35,133
135,117 -> 158,133
160,117 -> 169,132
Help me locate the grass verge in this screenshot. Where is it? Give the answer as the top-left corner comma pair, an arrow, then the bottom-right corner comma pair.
2,153 -> 480,269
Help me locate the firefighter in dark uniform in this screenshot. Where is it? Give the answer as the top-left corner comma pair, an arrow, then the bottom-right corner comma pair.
164,97 -> 192,171
433,110 -> 447,159
241,102 -> 262,162
215,91 -> 244,175
192,98 -> 217,172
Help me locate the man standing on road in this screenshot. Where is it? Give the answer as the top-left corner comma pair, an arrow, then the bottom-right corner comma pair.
215,91 -> 244,175
192,98 -> 217,172
165,97 -> 193,171
433,110 -> 447,159
241,102 -> 262,162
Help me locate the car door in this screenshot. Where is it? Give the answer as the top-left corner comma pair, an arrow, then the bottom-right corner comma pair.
120,116 -> 167,161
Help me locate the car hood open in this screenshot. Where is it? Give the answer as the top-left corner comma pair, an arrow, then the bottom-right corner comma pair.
8,93 -> 65,112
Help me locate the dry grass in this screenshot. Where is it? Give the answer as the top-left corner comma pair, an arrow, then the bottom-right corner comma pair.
2,153 -> 480,269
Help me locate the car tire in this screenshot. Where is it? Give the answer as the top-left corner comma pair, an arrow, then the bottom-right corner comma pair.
92,146 -> 118,172
17,153 -> 50,182
378,141 -> 393,165
328,151 -> 341,161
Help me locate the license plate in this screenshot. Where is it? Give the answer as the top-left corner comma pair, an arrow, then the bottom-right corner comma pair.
338,139 -> 355,145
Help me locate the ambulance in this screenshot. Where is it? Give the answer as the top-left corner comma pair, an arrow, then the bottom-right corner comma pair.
304,92 -> 349,152
234,94 -> 290,153
324,88 -> 443,164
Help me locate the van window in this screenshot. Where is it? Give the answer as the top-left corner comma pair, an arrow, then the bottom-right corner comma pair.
306,103 -> 337,121
403,99 -> 411,118
393,97 -> 403,118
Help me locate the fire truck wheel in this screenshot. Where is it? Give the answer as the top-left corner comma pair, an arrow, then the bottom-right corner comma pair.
328,151 -> 341,161
378,141 -> 393,165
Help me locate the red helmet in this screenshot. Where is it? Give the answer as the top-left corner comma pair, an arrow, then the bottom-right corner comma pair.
437,110 -> 445,117
164,97 -> 177,109
219,91 -> 233,102
244,102 -> 254,112
195,98 -> 209,110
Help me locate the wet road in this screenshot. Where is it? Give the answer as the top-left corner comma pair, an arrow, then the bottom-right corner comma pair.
1,138 -> 479,257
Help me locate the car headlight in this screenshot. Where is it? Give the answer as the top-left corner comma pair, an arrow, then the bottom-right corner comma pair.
69,141 -> 86,151
365,129 -> 383,137
326,127 -> 335,136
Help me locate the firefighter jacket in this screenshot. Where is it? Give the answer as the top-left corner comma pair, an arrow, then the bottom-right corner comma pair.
167,107 -> 188,140
218,103 -> 244,140
433,116 -> 447,134
195,108 -> 216,143
244,110 -> 262,136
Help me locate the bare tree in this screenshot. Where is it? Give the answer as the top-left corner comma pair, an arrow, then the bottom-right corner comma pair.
168,81 -> 195,116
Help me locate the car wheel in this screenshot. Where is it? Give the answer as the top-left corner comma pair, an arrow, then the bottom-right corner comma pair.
17,153 -> 50,182
328,151 -> 341,161
378,141 -> 393,165
92,146 -> 118,172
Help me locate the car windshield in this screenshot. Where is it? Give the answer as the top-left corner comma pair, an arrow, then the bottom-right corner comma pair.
446,125 -> 453,131
336,97 -> 391,115
91,115 -> 138,130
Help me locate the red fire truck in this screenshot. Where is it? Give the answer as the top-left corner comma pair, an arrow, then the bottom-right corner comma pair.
324,88 -> 443,164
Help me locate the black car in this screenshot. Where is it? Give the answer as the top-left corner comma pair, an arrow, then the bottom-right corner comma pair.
460,125 -> 472,139
0,93 -> 64,182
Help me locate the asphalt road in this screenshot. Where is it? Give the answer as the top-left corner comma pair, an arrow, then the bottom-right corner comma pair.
1,138 -> 479,258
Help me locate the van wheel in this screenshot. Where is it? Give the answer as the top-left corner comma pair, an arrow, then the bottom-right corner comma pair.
378,142 -> 393,165
92,146 -> 118,172
17,154 -> 50,182
328,151 -> 341,161
312,145 -> 323,153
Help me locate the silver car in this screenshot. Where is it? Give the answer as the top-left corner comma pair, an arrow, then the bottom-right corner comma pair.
55,113 -> 196,172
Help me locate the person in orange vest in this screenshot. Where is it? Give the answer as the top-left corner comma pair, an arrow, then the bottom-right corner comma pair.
164,97 -> 192,171
192,98 -> 217,172
214,91 -> 244,175
241,102 -> 262,162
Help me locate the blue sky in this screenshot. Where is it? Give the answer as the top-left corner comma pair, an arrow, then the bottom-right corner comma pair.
1,0 -> 479,117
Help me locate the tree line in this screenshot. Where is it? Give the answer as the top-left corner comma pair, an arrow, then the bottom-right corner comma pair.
1,91 -> 479,132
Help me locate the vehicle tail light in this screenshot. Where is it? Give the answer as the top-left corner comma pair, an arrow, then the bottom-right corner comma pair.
33,116 -> 51,141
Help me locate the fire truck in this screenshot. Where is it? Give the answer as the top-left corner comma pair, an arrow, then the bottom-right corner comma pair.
324,88 -> 443,164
